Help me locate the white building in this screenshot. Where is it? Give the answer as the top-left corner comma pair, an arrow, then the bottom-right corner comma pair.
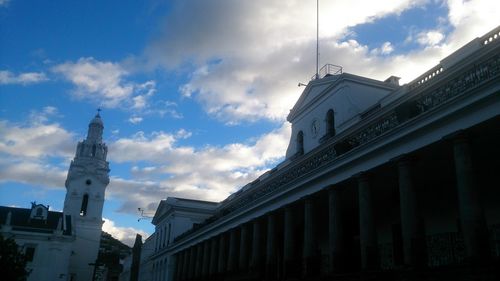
143,26 -> 500,281
0,112 -> 110,281
137,198 -> 218,281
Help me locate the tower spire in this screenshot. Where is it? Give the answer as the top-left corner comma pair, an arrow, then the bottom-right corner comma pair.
86,110 -> 104,143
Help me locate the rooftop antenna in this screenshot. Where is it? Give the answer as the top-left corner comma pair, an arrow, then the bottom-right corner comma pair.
315,0 -> 319,80
137,207 -> 153,222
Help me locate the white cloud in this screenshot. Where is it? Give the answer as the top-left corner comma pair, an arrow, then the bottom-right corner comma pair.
52,57 -> 157,110
417,30 -> 445,46
102,218 -> 149,247
106,122 -> 291,206
144,0 -> 429,123
143,0 -> 500,123
0,70 -> 48,85
28,106 -> 61,125
0,119 -> 74,159
0,116 -> 287,213
371,41 -> 395,55
381,42 -> 394,54
128,116 -> 143,124
0,110 -> 74,189
0,159 -> 67,189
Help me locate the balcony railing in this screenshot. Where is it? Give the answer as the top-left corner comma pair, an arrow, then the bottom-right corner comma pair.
311,63 -> 343,80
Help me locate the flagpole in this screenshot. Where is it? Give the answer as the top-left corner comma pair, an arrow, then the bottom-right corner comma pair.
316,0 -> 319,79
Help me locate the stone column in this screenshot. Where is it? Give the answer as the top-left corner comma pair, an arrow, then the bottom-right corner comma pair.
284,206 -> 299,279
182,249 -> 190,281
169,255 -> 177,281
453,135 -> 490,261
217,234 -> 227,274
209,237 -> 218,277
195,244 -> 203,279
239,223 -> 250,271
175,252 -> 184,281
202,240 -> 211,278
265,213 -> 277,279
227,228 -> 239,272
398,157 -> 426,268
358,174 -> 378,270
188,246 -> 196,280
303,198 -> 318,277
329,187 -> 345,273
250,219 -> 263,274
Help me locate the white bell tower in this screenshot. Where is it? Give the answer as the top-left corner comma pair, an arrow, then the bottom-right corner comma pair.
64,111 -> 110,281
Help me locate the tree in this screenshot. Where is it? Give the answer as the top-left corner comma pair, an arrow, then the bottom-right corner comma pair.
0,233 -> 29,281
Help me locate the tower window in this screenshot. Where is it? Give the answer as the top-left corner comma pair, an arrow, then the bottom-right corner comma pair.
91,144 -> 97,157
80,194 -> 89,216
296,131 -> 304,155
86,179 -> 92,185
327,109 -> 336,136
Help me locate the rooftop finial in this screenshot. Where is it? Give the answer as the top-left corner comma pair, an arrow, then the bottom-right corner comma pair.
96,108 -> 102,116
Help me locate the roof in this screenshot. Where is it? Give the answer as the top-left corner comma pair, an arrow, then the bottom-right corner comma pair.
287,72 -> 399,122
152,197 -> 218,225
90,112 -> 104,127
0,206 -> 72,236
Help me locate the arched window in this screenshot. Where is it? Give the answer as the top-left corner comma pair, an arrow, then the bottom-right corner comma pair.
296,131 -> 304,155
91,144 -> 97,157
327,109 -> 336,136
36,207 -> 43,217
80,194 -> 89,216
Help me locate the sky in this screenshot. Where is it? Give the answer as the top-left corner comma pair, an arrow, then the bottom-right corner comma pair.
0,0 -> 499,246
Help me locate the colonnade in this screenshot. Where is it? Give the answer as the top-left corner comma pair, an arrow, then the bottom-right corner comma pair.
170,134 -> 490,280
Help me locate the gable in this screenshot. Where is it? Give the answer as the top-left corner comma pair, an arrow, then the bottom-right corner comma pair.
285,73 -> 399,158
288,75 -> 342,122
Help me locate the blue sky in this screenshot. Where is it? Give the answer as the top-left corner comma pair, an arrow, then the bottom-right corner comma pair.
1,0 -> 498,245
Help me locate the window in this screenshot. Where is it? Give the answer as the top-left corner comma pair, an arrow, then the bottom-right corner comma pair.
296,131 -> 304,155
35,208 -> 43,217
166,223 -> 171,246
326,109 -> 335,136
80,194 -> 89,216
163,225 -> 166,247
25,246 -> 36,262
91,144 -> 97,157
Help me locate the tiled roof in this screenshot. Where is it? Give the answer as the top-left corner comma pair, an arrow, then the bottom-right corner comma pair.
0,206 -> 72,236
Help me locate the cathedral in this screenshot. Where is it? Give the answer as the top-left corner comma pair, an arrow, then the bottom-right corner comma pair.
138,26 -> 500,281
0,112 -> 110,281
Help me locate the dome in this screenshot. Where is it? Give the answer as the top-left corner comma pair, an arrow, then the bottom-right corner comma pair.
89,112 -> 103,127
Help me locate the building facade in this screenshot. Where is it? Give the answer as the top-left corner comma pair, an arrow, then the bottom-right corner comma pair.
0,112 -> 110,281
147,27 -> 500,280
144,198 -> 219,281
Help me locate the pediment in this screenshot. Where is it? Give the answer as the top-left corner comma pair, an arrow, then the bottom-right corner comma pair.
287,73 -> 398,123
288,75 -> 344,122
152,200 -> 168,225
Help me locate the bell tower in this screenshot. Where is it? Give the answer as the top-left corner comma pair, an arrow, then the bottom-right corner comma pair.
64,111 -> 110,281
